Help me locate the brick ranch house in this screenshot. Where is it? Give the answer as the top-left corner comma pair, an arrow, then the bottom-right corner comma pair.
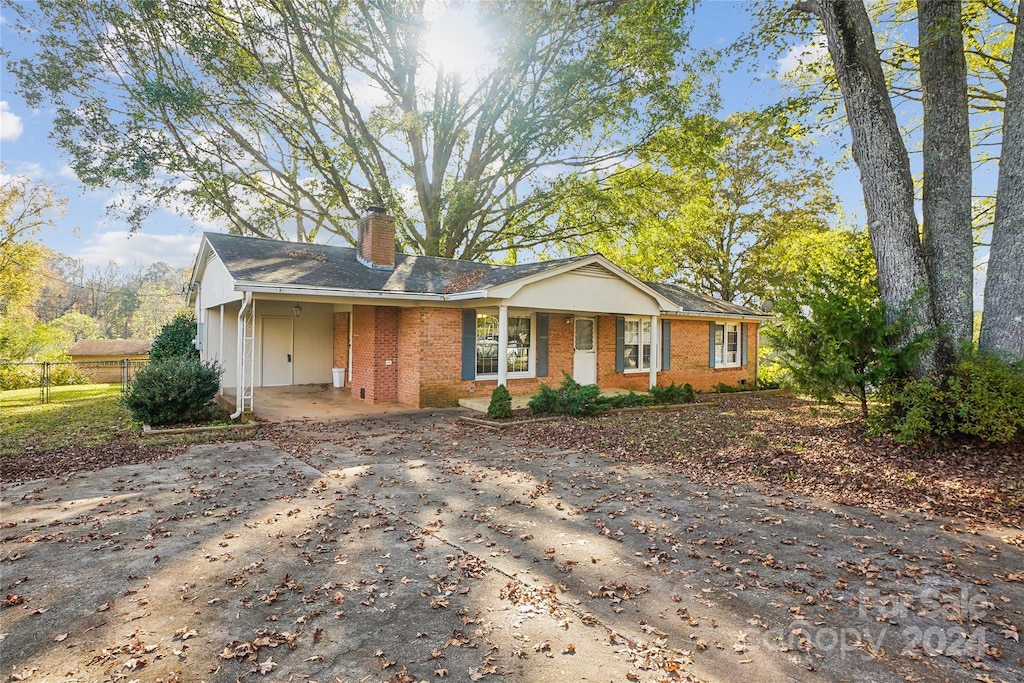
186,208 -> 768,412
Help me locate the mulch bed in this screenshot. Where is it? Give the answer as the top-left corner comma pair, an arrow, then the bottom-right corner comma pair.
516,393 -> 1024,528
1,439 -> 191,485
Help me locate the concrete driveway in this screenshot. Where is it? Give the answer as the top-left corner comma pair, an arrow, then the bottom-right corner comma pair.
2,412 -> 1021,682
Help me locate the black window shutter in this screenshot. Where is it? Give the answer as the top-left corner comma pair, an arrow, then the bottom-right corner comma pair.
536,313 -> 549,377
615,317 -> 625,373
708,322 -> 717,368
741,322 -> 749,367
461,309 -> 476,380
661,320 -> 671,371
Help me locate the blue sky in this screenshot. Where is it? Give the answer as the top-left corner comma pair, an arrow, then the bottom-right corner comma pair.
1,1 -> 869,274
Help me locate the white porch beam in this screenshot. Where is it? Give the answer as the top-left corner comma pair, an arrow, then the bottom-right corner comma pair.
649,315 -> 659,389
498,305 -> 509,387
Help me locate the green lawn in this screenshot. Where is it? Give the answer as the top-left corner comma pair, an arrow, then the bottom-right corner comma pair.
0,386 -> 137,457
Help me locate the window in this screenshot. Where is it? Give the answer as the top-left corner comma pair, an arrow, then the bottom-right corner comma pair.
713,323 -> 740,367
475,314 -> 532,376
623,318 -> 651,371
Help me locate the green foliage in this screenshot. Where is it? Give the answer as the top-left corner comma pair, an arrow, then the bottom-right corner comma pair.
120,355 -> 222,426
879,352 -> 1024,444
765,230 -> 918,418
603,391 -> 655,409
715,382 -> 753,394
149,312 -> 199,361
486,384 -> 513,420
559,109 -> 836,304
757,357 -> 789,389
649,382 -> 696,404
528,372 -> 604,417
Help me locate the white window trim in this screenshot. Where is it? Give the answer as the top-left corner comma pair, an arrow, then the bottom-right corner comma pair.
475,312 -> 536,380
622,317 -> 652,373
714,322 -> 742,369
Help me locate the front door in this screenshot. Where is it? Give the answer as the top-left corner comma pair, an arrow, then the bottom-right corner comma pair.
261,317 -> 293,386
573,317 -> 597,385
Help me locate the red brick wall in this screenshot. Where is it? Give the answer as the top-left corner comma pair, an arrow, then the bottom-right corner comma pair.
397,308 -> 579,408
397,308 -> 423,406
351,305 -> 399,403
332,312 -> 350,369
356,307 -> 759,408
658,318 -> 758,391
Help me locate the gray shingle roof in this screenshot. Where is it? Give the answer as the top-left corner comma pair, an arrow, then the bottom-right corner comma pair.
645,281 -> 759,317
203,233 -> 762,316
68,339 -> 152,356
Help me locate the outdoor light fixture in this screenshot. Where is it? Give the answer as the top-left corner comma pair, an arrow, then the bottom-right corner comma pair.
293,303 -> 303,318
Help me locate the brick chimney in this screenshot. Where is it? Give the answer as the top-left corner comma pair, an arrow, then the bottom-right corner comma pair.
356,206 -> 396,270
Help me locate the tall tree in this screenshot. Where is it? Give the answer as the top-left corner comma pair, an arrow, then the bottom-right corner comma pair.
789,0 -> 1021,364
0,171 -> 64,316
558,111 -> 837,305
5,0 -> 694,259
919,0 -> 974,354
980,22 -> 1024,359
793,1 -> 936,376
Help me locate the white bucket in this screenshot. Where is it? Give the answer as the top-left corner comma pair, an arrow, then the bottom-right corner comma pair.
332,368 -> 346,388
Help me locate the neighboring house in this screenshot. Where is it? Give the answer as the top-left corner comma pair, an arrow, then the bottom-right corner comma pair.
67,338 -> 152,384
67,339 -> 152,362
186,208 -> 769,412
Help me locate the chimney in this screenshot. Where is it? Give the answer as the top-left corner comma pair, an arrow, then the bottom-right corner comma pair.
356,206 -> 396,270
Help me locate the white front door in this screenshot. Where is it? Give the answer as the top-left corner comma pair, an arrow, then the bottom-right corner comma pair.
261,317 -> 293,386
573,317 -> 597,385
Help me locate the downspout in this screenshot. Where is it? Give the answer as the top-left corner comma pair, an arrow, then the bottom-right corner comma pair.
231,292 -> 253,420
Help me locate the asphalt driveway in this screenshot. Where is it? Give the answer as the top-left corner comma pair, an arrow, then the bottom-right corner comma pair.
2,412 -> 1021,682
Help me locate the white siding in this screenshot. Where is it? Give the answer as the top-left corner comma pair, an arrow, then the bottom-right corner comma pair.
502,270 -> 660,315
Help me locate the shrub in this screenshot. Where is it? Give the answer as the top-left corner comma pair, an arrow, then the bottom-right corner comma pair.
486,384 -> 513,419
715,381 -> 753,393
149,311 -> 199,361
47,363 -> 90,387
121,356 -> 222,426
604,391 -> 654,409
528,372 -> 604,416
879,352 -> 1024,445
527,382 -> 561,415
756,357 -> 789,390
649,382 -> 695,405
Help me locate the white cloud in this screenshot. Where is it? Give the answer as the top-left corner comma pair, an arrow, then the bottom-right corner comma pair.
75,231 -> 202,270
58,164 -> 78,179
0,101 -> 24,141
777,36 -> 828,75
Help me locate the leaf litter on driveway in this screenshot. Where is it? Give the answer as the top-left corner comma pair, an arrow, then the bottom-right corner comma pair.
1,399 -> 1022,682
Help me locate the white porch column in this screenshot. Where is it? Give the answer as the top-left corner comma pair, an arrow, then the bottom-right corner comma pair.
649,315 -> 659,389
218,304 -> 225,396
498,305 -> 509,387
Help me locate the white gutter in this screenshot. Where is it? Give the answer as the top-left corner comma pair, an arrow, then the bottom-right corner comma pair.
664,309 -> 773,321
230,291 -> 253,420
236,282 -> 452,301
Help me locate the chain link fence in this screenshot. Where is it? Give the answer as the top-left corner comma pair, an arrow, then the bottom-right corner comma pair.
0,360 -> 149,408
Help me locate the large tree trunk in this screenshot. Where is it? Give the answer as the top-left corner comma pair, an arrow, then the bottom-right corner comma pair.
918,0 -> 974,358
980,20 -> 1024,361
796,0 -> 938,375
